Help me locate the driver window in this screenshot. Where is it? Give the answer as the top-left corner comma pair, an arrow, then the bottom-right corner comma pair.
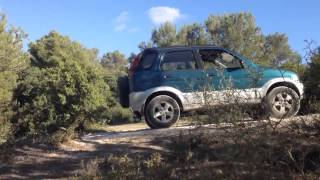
199,50 -> 219,70
220,52 -> 242,68
199,49 -> 242,69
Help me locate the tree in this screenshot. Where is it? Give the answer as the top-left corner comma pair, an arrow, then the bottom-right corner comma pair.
101,50 -> 128,70
138,41 -> 153,51
205,13 -> 265,63
147,22 -> 208,47
177,23 -> 208,46
13,31 -> 111,140
151,22 -> 177,47
0,14 -> 27,143
304,47 -> 320,99
0,14 -> 27,108
262,33 -> 301,69
146,13 -> 301,68
128,53 -> 137,64
100,51 -> 133,125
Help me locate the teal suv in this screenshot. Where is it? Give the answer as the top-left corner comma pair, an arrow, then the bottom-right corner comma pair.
118,46 -> 304,128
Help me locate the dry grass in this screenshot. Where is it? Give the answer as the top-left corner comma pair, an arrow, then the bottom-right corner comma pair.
76,114 -> 320,180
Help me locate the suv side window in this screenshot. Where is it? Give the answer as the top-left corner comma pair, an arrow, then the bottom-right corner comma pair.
139,52 -> 157,70
199,49 -> 242,69
161,51 -> 197,71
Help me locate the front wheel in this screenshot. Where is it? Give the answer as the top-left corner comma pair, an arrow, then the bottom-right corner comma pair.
145,95 -> 180,129
265,86 -> 300,119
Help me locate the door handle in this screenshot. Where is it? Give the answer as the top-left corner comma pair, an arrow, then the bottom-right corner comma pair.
163,74 -> 172,79
206,73 -> 215,77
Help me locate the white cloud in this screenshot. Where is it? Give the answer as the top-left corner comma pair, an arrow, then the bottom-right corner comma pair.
148,6 -> 182,25
114,11 -> 129,32
116,11 -> 129,24
128,27 -> 140,33
113,11 -> 141,33
114,23 -> 127,32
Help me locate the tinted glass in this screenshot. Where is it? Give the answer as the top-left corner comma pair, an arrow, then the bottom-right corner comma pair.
199,50 -> 219,70
199,50 -> 242,69
140,52 -> 157,70
161,51 -> 196,71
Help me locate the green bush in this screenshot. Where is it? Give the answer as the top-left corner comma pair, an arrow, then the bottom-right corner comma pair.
108,105 -> 133,124
0,14 -> 28,144
0,117 -> 12,144
300,47 -> 320,114
12,31 -> 111,143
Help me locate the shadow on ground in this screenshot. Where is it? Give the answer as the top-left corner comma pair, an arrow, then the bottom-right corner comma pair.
0,134 -> 168,180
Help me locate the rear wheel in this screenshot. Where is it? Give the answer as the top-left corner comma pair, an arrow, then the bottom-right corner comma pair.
145,95 -> 180,129
265,86 -> 300,118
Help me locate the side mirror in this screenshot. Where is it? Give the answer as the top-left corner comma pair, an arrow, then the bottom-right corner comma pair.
240,60 -> 246,68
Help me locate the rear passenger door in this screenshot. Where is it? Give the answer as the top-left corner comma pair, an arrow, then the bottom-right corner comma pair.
160,50 -> 205,105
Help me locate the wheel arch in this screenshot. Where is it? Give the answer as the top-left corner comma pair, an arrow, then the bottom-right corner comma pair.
266,81 -> 301,97
144,91 -> 184,113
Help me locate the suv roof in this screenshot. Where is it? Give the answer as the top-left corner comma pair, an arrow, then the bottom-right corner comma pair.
144,45 -> 226,52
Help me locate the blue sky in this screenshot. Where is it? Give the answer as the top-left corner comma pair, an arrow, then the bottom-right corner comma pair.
0,0 -> 319,57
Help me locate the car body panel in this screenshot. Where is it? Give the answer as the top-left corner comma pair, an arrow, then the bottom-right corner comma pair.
127,46 -> 304,115
129,77 -> 303,113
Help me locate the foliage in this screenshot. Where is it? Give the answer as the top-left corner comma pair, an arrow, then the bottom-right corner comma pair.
75,159 -> 102,180
304,48 -> 320,99
144,13 -> 301,69
299,47 -> 320,114
205,13 -> 265,62
127,52 -> 137,64
177,23 -> 208,46
0,117 -> 12,144
12,31 -> 111,141
0,14 -> 28,144
100,50 -> 134,124
151,22 -> 177,47
138,41 -> 153,51
101,50 -> 128,71
107,105 -> 133,124
263,33 -> 301,67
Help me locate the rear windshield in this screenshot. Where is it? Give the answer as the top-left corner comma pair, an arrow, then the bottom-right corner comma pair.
138,52 -> 157,70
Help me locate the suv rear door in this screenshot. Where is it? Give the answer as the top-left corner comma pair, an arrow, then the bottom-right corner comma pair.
160,50 -> 205,106
129,50 -> 161,92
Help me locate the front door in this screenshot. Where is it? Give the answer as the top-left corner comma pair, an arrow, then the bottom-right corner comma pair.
196,48 -> 259,105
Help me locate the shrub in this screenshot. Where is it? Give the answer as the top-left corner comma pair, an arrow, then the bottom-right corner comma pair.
12,31 -> 111,143
75,159 -> 103,180
0,14 -> 28,144
304,48 -> 320,100
108,105 -> 134,124
0,117 -> 12,144
300,47 -> 320,114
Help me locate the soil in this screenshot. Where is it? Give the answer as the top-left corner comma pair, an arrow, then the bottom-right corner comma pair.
0,115 -> 318,179
0,120 -> 199,179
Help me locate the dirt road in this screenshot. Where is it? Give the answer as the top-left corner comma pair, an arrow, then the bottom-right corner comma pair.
0,121 -> 203,179
0,115 -> 318,179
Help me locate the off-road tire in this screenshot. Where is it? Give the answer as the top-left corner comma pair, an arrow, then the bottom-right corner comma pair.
265,86 -> 300,119
145,95 -> 180,129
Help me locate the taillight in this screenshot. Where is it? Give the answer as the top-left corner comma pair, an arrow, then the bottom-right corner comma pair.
129,53 -> 141,76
